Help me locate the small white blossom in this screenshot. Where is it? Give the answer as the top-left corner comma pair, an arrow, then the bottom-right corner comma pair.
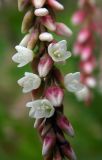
64,72 -> 85,93
26,99 -> 55,119
18,72 -> 41,93
75,87 -> 89,101
12,45 -> 33,67
48,40 -> 71,62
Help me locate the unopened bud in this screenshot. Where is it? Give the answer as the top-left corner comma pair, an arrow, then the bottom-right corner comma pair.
39,32 -> 53,42
56,114 -> 74,137
34,8 -> 49,17
72,10 -> 86,25
20,34 -> 30,47
41,15 -> 56,31
45,86 -> 64,107
42,130 -> 56,156
77,28 -> 91,43
47,0 -> 64,11
21,9 -> 34,33
55,23 -> 72,37
27,30 -> 39,49
38,54 -> 53,78
61,142 -> 77,160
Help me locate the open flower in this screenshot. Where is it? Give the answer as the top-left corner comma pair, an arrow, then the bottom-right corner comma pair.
18,72 -> 41,93
26,99 -> 55,119
75,86 -> 90,101
48,40 -> 71,62
64,72 -> 85,93
45,86 -> 64,107
12,45 -> 34,67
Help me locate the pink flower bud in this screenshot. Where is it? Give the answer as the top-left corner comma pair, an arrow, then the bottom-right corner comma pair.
72,10 -> 86,25
41,15 -> 56,31
85,76 -> 96,88
81,46 -> 92,60
55,23 -> 72,37
42,130 -> 56,156
77,28 -> 91,43
45,86 -> 64,107
38,54 -> 53,78
73,42 -> 83,56
61,143 -> 77,160
47,0 -> 64,11
56,114 -> 74,137
80,56 -> 96,74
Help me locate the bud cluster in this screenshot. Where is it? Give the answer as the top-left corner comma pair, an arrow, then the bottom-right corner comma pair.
12,0 -> 86,159
72,0 -> 97,103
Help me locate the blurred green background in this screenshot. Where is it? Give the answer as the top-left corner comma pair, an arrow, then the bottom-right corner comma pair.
0,0 -> 102,160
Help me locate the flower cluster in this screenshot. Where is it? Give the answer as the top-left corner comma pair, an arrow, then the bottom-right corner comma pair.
72,0 -> 97,102
12,0 -> 86,159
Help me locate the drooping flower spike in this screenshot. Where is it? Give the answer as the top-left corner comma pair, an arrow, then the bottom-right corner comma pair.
72,0 -> 97,102
12,0 -> 86,159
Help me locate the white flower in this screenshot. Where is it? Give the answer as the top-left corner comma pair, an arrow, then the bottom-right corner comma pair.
18,72 -> 41,93
48,40 -> 71,62
26,99 -> 55,119
12,45 -> 33,67
64,72 -> 85,93
75,87 -> 89,101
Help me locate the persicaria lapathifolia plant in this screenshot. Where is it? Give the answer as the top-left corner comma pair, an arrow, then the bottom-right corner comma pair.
12,0 -> 86,159
72,0 -> 97,103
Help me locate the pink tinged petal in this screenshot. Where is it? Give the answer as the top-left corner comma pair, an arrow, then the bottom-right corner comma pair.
45,86 -> 64,107
39,32 -> 53,42
55,23 -> 72,37
32,0 -> 46,8
85,77 -> 96,88
38,54 -> 53,78
81,46 -> 92,61
73,42 -> 83,56
47,0 -> 64,11
80,56 -> 96,73
41,15 -> 56,31
42,131 -> 56,156
34,8 -> 49,17
81,62 -> 94,74
61,142 -> 77,160
72,10 -> 86,25
56,114 -> 74,137
77,28 -> 91,43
